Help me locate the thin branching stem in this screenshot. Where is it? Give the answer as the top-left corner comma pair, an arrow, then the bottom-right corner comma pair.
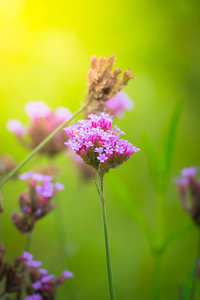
25,232 -> 33,252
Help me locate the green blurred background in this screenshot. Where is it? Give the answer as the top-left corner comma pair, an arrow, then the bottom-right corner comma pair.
0,0 -> 200,299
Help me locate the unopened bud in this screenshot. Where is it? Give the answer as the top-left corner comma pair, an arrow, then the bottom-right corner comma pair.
90,55 -> 97,68
114,68 -> 122,75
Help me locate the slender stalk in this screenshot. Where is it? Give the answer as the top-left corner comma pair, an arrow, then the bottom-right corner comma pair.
190,229 -> 200,300
152,253 -> 162,300
98,171 -> 115,300
25,232 -> 33,252
0,98 -> 93,189
152,194 -> 165,300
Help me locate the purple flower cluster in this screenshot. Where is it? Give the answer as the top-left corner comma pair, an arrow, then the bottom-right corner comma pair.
22,251 -> 73,300
7,101 -> 72,156
12,172 -> 64,232
64,113 -> 140,174
0,246 -> 73,299
175,166 -> 200,225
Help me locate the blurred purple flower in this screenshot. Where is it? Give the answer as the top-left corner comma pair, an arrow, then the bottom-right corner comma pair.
175,166 -> 200,225
26,260 -> 42,268
26,294 -> 42,300
7,119 -> 26,136
12,172 -> 64,233
7,101 -> 72,156
104,91 -> 134,117
181,166 -> 197,177
23,252 -> 33,261
25,101 -> 51,119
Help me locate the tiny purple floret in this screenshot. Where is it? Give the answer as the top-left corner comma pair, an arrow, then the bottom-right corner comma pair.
182,167 -> 197,178
26,260 -> 42,268
23,252 -> 33,261
63,270 -> 74,278
26,294 -> 42,300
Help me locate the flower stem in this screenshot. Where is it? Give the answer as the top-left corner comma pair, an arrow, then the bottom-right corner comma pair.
152,253 -> 162,300
98,171 -> 115,300
0,98 -> 93,189
25,232 -> 33,252
190,229 -> 200,300
152,194 -> 165,299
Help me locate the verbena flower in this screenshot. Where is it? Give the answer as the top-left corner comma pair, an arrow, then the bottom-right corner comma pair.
64,113 -> 140,174
0,246 -> 73,300
7,101 -> 72,156
12,172 -> 64,233
23,251 -> 73,300
175,166 -> 200,225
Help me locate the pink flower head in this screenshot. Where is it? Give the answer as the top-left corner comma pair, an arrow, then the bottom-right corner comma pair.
7,119 -> 26,136
7,102 -> 72,156
64,113 -> 140,174
25,101 -> 51,119
104,91 -> 134,117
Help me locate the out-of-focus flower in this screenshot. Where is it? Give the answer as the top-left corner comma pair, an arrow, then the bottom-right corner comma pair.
64,113 -> 140,174
23,252 -> 73,300
0,246 -> 73,300
104,91 -> 134,117
7,102 -> 72,156
86,91 -> 134,118
88,54 -> 134,104
12,172 -> 64,233
7,119 -> 26,137
175,166 -> 200,225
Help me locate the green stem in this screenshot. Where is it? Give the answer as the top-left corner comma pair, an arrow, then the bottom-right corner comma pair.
190,229 -> 200,300
25,232 -> 33,252
152,253 -> 162,300
152,195 -> 165,300
0,98 -> 93,189
155,195 -> 165,249
98,171 -> 115,300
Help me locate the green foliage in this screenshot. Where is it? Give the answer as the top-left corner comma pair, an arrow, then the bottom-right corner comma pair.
142,100 -> 183,195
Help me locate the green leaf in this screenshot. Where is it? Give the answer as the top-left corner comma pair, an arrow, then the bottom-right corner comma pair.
141,131 -> 160,193
159,100 -> 184,193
